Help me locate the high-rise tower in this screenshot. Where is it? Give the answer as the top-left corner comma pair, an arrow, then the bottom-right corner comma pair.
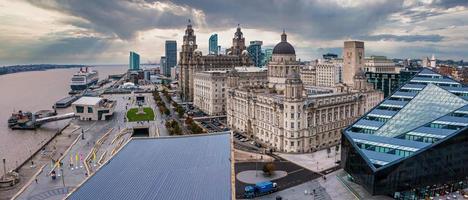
343,41 -> 365,87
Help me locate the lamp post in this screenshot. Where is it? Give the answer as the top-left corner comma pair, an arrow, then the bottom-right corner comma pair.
2,159 -> 6,181
61,167 -> 65,187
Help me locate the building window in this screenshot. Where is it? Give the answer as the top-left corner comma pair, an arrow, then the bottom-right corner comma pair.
76,106 -> 84,113
87,107 -> 93,113
291,113 -> 294,119
291,122 -> 294,129
291,141 -> 294,146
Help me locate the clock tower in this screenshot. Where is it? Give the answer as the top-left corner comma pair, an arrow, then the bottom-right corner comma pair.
179,19 -> 198,101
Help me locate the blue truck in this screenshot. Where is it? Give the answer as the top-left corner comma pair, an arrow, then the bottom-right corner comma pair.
244,181 -> 278,198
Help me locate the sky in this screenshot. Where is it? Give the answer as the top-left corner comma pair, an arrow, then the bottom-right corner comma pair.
0,0 -> 467,65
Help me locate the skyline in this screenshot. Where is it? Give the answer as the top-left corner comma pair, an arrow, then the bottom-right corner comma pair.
1,0 -> 468,65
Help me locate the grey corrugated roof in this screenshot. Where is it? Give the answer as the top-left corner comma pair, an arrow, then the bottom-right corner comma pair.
67,133 -> 232,200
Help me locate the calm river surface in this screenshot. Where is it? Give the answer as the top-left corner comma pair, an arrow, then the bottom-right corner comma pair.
0,65 -> 127,176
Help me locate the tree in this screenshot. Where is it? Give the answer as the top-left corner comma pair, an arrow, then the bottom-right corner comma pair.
185,117 -> 194,125
262,162 -> 275,176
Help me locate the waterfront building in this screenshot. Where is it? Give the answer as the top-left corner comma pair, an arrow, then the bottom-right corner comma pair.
227,24 -> 247,56
267,31 -> 301,91
263,48 -> 273,66
159,56 -> 166,75
164,40 -> 177,77
342,68 -> 468,199
72,97 -> 116,121
193,67 -> 267,115
129,51 -> 140,71
247,40 -> 265,67
178,21 -> 251,101
67,133 -> 232,200
226,35 -> 383,153
209,34 -> 218,55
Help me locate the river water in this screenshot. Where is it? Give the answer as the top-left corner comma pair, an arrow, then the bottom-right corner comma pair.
0,65 -> 127,176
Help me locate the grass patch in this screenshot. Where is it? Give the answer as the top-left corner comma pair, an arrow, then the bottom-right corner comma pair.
126,107 -> 155,122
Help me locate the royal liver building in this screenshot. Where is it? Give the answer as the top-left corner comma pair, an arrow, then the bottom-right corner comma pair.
226,33 -> 383,153
178,22 -> 251,101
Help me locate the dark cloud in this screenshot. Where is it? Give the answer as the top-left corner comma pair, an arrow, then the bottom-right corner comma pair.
394,0 -> 468,23
167,0 -> 404,40
358,34 -> 444,42
28,0 -> 201,40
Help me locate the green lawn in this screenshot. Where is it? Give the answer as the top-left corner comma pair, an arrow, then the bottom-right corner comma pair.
126,107 -> 155,122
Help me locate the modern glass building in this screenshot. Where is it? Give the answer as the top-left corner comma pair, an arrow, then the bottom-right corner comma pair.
129,51 -> 140,71
262,48 -> 273,65
160,56 -> 166,75
209,34 -> 218,55
164,40 -> 177,76
342,68 -> 468,199
365,70 -> 419,98
247,40 -> 264,67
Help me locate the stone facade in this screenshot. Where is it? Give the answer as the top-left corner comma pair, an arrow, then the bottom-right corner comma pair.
193,67 -> 267,115
226,36 -> 383,153
178,22 -> 251,101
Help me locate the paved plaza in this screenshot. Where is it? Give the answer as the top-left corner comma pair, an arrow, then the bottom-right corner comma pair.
277,146 -> 341,173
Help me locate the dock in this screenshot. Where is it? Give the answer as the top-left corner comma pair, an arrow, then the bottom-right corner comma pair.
55,96 -> 79,108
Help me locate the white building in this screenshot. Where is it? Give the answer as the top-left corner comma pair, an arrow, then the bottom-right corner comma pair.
364,55 -> 401,74
72,97 -> 116,120
193,66 -> 267,115
316,63 -> 342,87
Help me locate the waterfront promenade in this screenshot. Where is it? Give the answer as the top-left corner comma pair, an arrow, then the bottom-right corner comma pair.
3,89 -> 172,200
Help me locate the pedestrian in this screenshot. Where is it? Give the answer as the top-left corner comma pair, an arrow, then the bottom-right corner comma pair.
35,178 -> 38,184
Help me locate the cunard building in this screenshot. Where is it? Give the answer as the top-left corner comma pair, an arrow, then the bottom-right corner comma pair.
179,22 -> 251,101
226,33 -> 383,153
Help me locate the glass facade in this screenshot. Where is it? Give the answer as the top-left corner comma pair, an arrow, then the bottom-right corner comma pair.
209,34 -> 218,55
129,51 -> 140,71
366,70 -> 417,98
247,40 -> 265,67
262,48 -> 273,66
164,41 -> 177,76
343,68 -> 468,199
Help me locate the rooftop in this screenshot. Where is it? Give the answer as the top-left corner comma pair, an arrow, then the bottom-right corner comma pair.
72,96 -> 102,106
67,133 -> 232,200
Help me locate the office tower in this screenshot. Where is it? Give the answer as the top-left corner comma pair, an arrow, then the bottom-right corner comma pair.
164,40 -> 177,76
160,56 -> 166,75
263,48 -> 273,66
209,34 -> 218,55
129,51 -> 140,71
247,40 -> 265,67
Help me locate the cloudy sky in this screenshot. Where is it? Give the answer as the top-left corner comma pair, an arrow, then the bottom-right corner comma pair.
0,0 -> 467,65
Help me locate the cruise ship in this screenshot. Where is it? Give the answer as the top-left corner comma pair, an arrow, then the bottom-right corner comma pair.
70,67 -> 99,91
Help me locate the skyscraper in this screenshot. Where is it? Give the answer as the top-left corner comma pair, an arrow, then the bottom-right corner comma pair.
160,56 -> 166,75
209,34 -> 218,55
164,40 -> 177,77
129,51 -> 140,71
247,40 -> 265,67
263,48 -> 273,66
